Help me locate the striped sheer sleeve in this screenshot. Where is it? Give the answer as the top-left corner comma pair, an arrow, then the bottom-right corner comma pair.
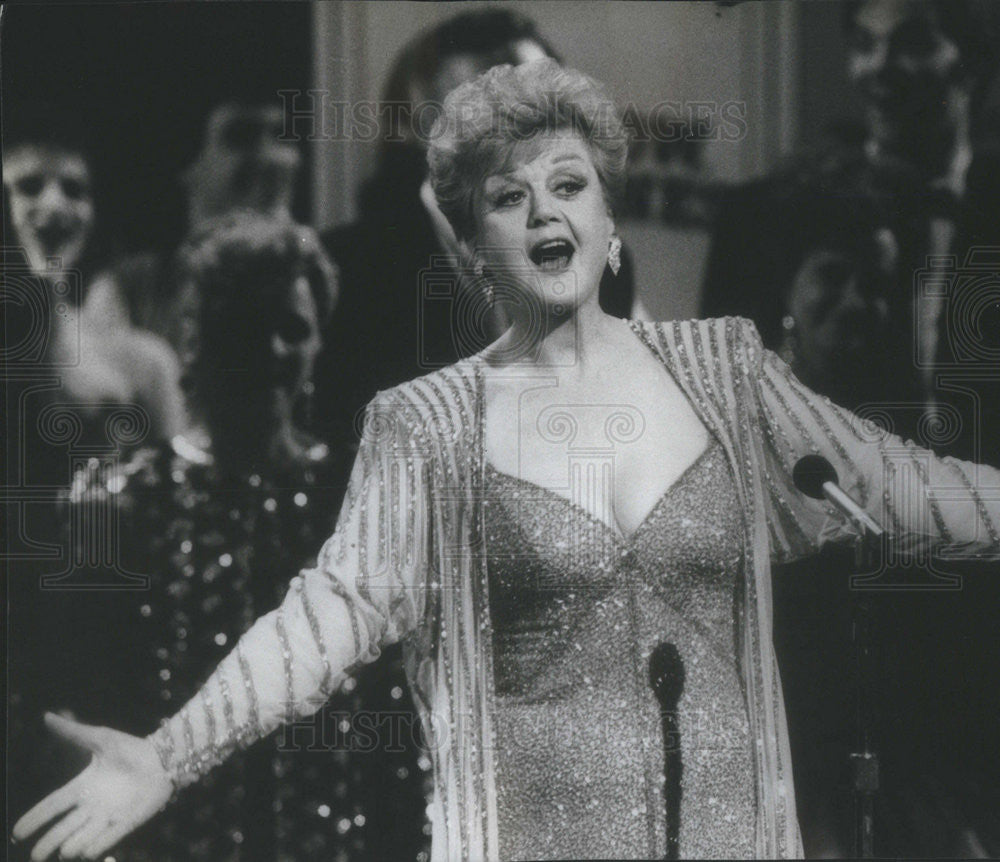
743,319 -> 1000,564
146,393 -> 433,787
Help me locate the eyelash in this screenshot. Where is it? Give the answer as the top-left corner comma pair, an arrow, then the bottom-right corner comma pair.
493,178 -> 586,208
495,190 -> 525,207
557,178 -> 586,195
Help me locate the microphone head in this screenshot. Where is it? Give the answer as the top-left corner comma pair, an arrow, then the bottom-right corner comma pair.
792,454 -> 838,500
648,642 -> 685,706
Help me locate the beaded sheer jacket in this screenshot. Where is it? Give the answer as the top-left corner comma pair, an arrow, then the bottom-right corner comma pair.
148,318 -> 1000,860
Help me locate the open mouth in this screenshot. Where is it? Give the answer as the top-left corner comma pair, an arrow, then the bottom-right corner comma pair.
529,238 -> 575,273
33,224 -> 76,253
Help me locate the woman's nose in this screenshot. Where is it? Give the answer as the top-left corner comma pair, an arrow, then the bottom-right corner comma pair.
528,190 -> 559,227
259,138 -> 301,171
35,179 -> 71,216
837,277 -> 868,314
271,332 -> 292,358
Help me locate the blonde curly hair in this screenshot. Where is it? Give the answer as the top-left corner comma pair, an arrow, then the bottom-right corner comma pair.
427,59 -> 628,241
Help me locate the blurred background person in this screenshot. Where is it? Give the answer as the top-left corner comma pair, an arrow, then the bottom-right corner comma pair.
4,108 -> 181,862
761,177 -> 911,859
9,214 -> 429,861
840,0 -> 1000,468
314,8 -> 639,449
701,3 -> 1000,856
3,110 -> 185,448
771,165 -> 913,409
702,0 -> 1000,462
82,97 -> 304,362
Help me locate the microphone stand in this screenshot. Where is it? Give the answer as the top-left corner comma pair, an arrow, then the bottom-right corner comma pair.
789,454 -> 886,856
850,524 -> 880,858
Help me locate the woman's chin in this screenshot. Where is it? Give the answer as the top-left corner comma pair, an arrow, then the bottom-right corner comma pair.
490,261 -> 599,323
534,263 -> 594,310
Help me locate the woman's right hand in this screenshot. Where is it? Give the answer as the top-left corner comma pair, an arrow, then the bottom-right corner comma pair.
12,712 -> 173,860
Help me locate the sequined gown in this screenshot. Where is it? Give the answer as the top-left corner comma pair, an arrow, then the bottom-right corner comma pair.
485,439 -> 755,860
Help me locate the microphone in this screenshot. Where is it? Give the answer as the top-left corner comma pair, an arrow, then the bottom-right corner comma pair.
649,642 -> 684,860
793,455 -> 884,537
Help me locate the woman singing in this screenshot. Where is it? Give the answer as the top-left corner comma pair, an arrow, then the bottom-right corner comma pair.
14,60 -> 1000,861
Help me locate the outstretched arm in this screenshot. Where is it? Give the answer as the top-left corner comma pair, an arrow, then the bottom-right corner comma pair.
747,318 -> 1000,562
13,394 -> 432,858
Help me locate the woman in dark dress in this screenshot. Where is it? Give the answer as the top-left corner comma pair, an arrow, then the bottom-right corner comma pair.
3,117 -> 184,446
27,213 -> 428,861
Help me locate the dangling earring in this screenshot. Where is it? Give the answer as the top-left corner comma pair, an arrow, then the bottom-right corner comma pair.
298,380 -> 316,428
780,314 -> 797,367
472,255 -> 493,305
608,235 -> 622,276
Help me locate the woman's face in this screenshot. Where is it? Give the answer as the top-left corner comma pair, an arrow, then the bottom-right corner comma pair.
5,144 -> 95,275
847,0 -> 963,164
184,103 -> 301,227
787,230 -> 894,378
472,130 -> 613,315
268,274 -> 322,399
207,272 -> 320,411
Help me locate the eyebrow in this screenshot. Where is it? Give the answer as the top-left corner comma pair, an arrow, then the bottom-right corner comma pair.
551,152 -> 585,165
485,152 -> 587,184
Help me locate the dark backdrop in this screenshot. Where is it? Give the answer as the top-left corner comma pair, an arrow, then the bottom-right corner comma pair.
2,1 -> 313,254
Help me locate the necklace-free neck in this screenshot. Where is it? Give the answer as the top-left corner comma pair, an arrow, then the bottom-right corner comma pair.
489,302 -> 625,375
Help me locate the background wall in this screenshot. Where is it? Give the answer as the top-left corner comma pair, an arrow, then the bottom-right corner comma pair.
313,0 -> 855,320
314,0 -> 802,222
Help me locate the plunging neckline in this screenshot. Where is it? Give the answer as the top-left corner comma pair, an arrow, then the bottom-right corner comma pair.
484,438 -> 716,543
477,319 -> 720,543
